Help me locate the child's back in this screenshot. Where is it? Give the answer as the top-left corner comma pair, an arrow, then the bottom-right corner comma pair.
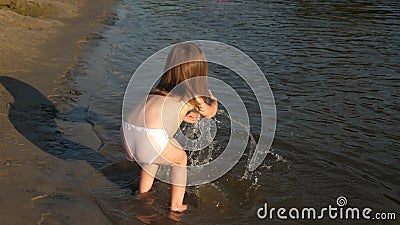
125,94 -> 189,137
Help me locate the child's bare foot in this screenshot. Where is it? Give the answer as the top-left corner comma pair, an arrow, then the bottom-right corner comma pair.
170,204 -> 187,212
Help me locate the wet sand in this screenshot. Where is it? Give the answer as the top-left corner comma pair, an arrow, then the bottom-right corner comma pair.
0,0 -> 114,224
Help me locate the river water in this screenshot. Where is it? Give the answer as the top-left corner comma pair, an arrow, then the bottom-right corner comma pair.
59,0 -> 399,224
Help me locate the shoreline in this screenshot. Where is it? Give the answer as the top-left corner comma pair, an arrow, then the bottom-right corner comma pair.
0,0 -> 116,224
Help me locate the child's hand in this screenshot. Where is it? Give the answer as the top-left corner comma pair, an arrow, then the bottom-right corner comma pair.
196,89 -> 218,118
208,89 -> 218,109
183,111 -> 201,123
208,89 -> 217,102
207,89 -> 218,116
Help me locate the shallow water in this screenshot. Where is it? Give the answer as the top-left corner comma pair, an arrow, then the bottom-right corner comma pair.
58,0 -> 399,224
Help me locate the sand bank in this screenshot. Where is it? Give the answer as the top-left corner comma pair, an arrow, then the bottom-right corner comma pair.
0,0 -> 115,224
0,0 -> 79,73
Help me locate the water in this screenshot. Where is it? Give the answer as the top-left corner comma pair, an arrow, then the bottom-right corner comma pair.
176,117 -> 219,166
56,0 -> 399,224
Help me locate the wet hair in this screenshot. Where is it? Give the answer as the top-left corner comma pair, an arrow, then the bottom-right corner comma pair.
150,42 -> 208,110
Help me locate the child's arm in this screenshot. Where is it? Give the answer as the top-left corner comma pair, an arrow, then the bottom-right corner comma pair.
196,89 -> 218,118
183,111 -> 201,123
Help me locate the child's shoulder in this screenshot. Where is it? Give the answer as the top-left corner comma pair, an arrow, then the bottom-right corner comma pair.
148,94 -> 186,107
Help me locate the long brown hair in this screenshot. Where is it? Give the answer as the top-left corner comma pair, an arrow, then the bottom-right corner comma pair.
150,42 -> 208,110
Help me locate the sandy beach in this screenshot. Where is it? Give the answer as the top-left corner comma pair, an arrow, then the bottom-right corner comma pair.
0,0 -> 114,224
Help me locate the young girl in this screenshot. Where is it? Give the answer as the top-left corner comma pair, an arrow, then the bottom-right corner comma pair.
122,42 -> 218,212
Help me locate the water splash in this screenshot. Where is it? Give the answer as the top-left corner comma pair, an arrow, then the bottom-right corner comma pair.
215,109 -> 260,179
176,117 -> 219,166
177,109 -> 285,182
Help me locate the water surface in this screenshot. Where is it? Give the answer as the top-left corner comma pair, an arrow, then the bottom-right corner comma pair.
59,0 -> 399,224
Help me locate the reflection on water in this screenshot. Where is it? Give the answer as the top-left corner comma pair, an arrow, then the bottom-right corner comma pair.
58,0 -> 400,224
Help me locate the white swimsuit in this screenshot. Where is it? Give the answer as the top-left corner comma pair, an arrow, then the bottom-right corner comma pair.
122,121 -> 169,164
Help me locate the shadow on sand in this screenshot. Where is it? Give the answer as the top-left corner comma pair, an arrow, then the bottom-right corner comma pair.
0,76 -> 138,188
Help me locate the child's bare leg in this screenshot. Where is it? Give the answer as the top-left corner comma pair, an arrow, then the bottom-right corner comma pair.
170,164 -> 187,211
153,138 -> 188,212
139,164 -> 158,193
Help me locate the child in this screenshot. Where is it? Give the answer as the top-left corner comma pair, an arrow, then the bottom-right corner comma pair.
121,42 -> 218,212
